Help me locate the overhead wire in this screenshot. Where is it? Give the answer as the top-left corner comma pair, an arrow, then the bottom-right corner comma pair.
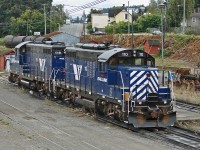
67,0 -> 107,14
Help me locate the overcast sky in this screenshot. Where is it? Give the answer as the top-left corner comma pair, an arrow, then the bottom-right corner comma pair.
52,0 -> 150,17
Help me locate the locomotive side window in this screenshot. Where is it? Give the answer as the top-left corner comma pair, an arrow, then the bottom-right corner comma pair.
43,48 -> 51,54
109,57 -> 118,70
66,52 -> 76,58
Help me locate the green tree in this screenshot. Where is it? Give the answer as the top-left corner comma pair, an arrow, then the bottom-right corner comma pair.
0,0 -> 58,37
10,9 -> 44,35
86,23 -> 93,34
195,0 -> 200,7
147,0 -> 160,14
166,0 -> 195,27
137,14 -> 161,31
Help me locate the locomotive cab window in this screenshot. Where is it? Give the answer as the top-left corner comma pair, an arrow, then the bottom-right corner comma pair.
135,58 -> 145,66
147,59 -> 154,67
109,57 -> 118,70
20,48 -> 26,53
99,62 -> 106,72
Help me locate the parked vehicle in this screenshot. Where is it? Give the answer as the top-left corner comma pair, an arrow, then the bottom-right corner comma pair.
92,31 -> 106,35
66,19 -> 71,25
152,30 -> 162,35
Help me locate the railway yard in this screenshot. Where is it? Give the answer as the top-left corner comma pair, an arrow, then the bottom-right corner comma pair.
0,74 -> 200,150
0,0 -> 200,149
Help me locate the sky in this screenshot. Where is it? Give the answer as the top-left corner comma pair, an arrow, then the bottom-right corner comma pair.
52,0 -> 150,17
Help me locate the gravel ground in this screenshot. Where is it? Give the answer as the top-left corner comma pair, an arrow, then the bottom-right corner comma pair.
0,83 -> 181,150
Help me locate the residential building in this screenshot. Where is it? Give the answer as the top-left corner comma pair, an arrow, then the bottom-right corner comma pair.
91,5 -> 135,31
108,5 -> 132,23
91,13 -> 109,31
187,7 -> 200,27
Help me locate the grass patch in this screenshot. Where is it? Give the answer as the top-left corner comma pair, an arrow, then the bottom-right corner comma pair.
0,119 -> 10,125
177,120 -> 200,133
174,86 -> 200,105
0,38 -> 4,46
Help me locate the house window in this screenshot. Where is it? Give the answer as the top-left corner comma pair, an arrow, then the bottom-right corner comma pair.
192,17 -> 196,23
125,14 -> 128,20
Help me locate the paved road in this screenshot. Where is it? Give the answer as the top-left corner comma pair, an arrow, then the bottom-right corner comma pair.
60,24 -> 85,37
0,82 -> 180,150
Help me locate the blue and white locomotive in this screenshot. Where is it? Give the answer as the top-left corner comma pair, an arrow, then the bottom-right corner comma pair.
9,41 -> 176,128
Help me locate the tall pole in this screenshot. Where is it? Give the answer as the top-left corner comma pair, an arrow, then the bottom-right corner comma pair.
82,10 -> 86,40
50,6 -> 52,33
131,9 -> 134,49
159,3 -> 165,86
43,4 -> 47,35
128,1 -> 130,34
183,0 -> 186,34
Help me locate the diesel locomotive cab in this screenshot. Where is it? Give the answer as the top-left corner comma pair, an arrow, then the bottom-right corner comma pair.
98,48 -> 176,128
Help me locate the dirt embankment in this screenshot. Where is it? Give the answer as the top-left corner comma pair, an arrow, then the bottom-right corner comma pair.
81,34 -> 200,66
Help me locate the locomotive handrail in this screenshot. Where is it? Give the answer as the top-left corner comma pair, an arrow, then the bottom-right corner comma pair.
118,71 -> 125,112
168,71 -> 176,111
49,68 -> 55,93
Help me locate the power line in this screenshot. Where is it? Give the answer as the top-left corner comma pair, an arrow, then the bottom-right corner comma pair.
67,0 -> 107,14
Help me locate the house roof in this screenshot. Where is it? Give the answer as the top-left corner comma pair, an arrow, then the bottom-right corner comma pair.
108,6 -> 125,17
191,13 -> 200,17
44,32 -> 63,38
145,39 -> 160,46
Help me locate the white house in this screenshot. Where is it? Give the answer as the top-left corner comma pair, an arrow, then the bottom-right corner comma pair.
91,13 -> 109,31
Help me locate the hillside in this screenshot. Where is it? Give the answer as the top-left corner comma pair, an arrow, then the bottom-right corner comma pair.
81,34 -> 200,68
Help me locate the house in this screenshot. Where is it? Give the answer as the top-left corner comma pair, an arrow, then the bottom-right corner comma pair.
91,5 -> 134,31
144,39 -> 160,55
0,50 -> 15,71
187,7 -> 200,27
91,13 -> 109,31
108,5 -> 132,23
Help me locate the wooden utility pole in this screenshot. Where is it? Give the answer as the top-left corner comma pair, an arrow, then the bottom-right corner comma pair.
183,0 -> 186,34
42,4 -> 47,35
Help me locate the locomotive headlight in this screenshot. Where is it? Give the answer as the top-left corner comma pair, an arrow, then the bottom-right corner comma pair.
164,100 -> 167,104
139,101 -> 142,105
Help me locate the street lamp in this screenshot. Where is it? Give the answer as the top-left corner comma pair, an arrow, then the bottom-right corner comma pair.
159,3 -> 166,86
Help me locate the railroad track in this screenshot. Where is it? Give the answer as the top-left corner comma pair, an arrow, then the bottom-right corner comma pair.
1,75 -> 200,149
176,101 -> 200,113
96,115 -> 200,150
0,75 -> 10,84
